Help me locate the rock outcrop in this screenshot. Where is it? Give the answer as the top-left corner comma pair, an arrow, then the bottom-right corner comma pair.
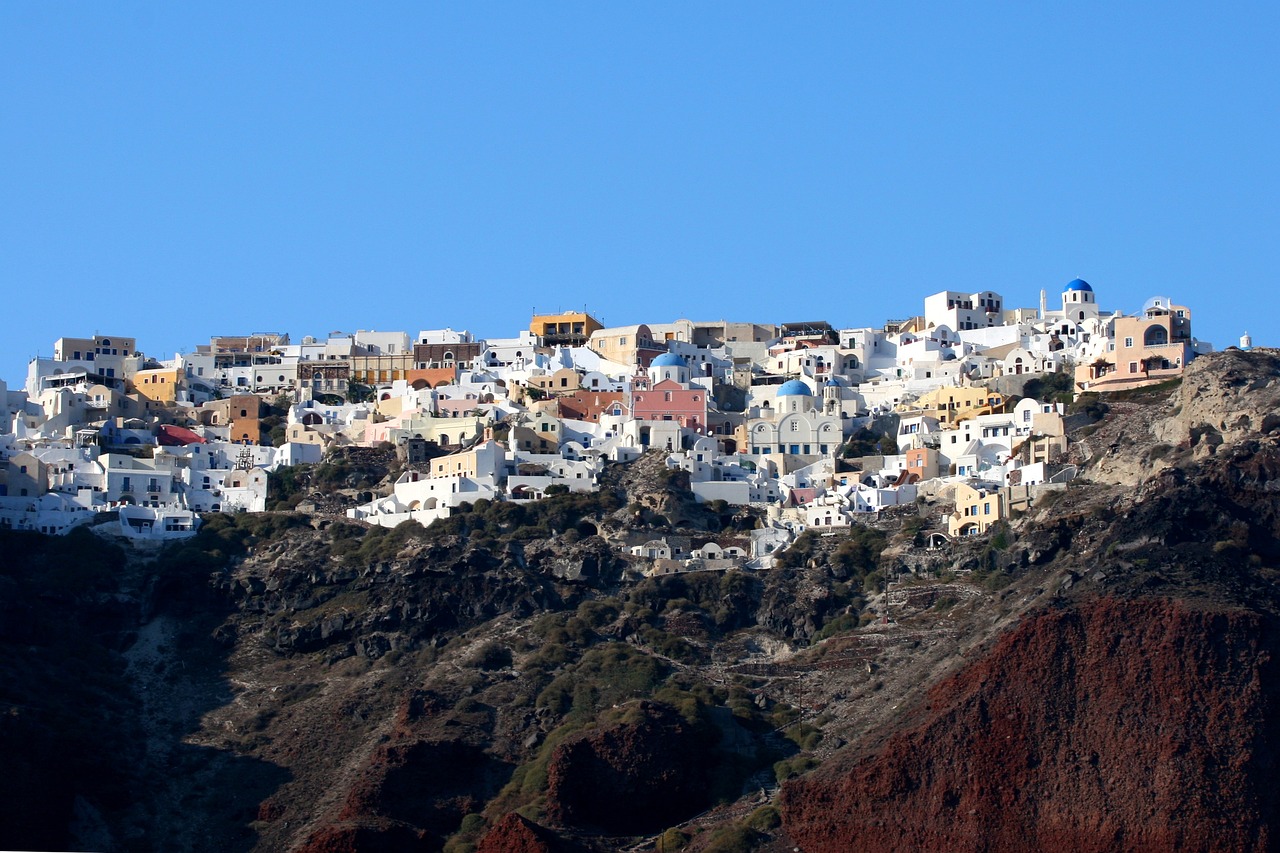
782,596 -> 1280,852
1158,347 -> 1280,450
338,738 -> 511,839
1082,348 -> 1280,485
475,812 -> 562,853
544,700 -> 712,834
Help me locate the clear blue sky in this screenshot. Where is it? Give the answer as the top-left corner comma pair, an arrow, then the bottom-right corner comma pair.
3,3 -> 1276,387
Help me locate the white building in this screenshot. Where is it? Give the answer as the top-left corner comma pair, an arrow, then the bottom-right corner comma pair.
354,330 -> 411,355
746,380 -> 842,458
923,290 -> 1005,332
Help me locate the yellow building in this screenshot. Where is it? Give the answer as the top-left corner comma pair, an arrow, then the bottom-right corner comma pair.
527,368 -> 583,396
286,422 -> 328,448
131,368 -> 181,403
429,439 -> 503,479
586,323 -> 667,367
350,353 -> 414,386
949,482 -> 1006,537
531,311 -> 603,347
899,386 -> 1005,426
385,413 -> 486,449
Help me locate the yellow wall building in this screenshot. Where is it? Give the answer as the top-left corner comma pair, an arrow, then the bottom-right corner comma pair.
132,368 -> 182,403
900,386 -> 1005,426
949,482 -> 1006,537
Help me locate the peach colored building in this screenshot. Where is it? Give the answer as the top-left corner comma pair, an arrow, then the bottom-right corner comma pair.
1076,297 -> 1194,392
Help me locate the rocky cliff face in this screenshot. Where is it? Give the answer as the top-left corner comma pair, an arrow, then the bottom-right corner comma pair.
1079,347 -> 1280,485
782,596 -> 1280,852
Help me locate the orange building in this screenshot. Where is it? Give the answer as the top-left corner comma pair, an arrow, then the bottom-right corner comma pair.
557,390 -> 625,423
228,394 -> 262,444
405,367 -> 457,390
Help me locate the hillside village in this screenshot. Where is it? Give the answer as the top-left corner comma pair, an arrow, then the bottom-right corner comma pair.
1,280 -> 1219,565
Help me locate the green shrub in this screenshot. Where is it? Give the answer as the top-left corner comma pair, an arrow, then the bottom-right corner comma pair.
745,805 -> 781,832
1068,391 -> 1108,421
777,530 -> 818,568
831,527 -> 887,574
784,722 -> 822,751
470,642 -> 512,671
769,703 -> 801,729
1020,370 -> 1074,404
842,425 -> 899,458
267,464 -> 311,510
534,644 -> 667,718
702,825 -> 762,853
812,612 -> 859,642
657,828 -> 690,850
440,810 -> 486,852
774,755 -> 819,782
575,597 -> 621,628
982,570 -> 1012,591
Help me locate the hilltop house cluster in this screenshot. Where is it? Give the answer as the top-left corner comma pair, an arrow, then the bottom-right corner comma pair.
1,280 -> 1214,561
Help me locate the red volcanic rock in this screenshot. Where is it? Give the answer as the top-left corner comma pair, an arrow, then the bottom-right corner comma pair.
545,700 -> 711,834
783,597 -> 1280,853
256,796 -> 285,822
475,812 -> 560,853
338,738 -> 508,837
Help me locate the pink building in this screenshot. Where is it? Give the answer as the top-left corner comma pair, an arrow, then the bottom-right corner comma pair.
630,354 -> 707,430
631,378 -> 707,430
